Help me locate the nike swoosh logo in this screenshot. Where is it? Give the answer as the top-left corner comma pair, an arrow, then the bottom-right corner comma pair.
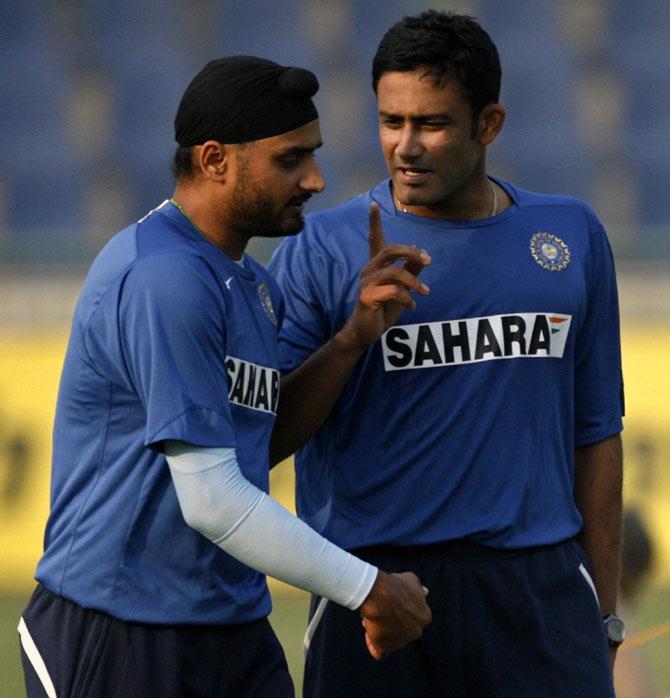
225,276 -> 235,289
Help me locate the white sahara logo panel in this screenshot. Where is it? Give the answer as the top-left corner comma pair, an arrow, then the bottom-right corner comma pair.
225,356 -> 280,414
382,312 -> 572,371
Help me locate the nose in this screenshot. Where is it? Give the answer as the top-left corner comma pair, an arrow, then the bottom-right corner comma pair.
396,125 -> 423,160
300,161 -> 325,193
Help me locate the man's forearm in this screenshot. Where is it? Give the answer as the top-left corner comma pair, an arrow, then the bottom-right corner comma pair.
269,328 -> 366,466
573,433 -> 623,615
269,207 -> 430,466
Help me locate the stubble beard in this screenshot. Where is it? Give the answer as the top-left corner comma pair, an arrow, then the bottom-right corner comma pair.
229,169 -> 304,239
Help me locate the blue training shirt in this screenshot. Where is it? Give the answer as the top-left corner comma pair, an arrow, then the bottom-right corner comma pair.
268,178 -> 624,551
36,200 -> 284,624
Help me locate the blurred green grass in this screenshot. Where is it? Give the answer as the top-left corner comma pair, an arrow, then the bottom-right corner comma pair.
270,591 -> 311,695
2,587 -> 669,698
625,585 -> 670,693
0,595 -> 25,698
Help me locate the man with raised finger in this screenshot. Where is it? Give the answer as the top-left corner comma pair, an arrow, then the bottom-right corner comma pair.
269,10 -> 624,698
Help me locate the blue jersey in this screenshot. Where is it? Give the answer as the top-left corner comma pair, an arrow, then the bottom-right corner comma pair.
268,179 -> 624,550
36,201 -> 284,624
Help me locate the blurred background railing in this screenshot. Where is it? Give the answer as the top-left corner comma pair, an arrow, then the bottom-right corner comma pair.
1,2 -> 669,696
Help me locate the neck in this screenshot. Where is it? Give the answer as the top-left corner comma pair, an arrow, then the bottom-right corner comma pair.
395,175 -> 498,221
172,181 -> 247,260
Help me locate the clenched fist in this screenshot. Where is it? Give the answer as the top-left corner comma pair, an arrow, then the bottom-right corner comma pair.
359,570 -> 432,660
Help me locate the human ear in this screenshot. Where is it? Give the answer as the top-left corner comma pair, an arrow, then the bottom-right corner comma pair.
197,141 -> 228,181
477,104 -> 506,146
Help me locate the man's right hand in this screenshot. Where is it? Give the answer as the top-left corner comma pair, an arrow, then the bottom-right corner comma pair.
358,570 -> 432,660
269,204 -> 431,466
338,203 -> 431,352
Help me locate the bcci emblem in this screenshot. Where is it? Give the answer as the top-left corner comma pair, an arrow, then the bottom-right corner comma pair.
530,232 -> 570,271
257,283 -> 277,325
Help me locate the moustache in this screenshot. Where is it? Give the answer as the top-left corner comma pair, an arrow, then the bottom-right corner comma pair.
287,194 -> 311,207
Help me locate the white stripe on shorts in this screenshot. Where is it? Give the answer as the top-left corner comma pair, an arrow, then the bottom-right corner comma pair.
303,597 -> 329,656
17,616 -> 57,698
578,563 -> 601,608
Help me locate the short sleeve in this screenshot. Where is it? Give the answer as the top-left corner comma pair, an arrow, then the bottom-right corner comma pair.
115,254 -> 237,449
573,225 -> 624,446
268,236 -> 332,372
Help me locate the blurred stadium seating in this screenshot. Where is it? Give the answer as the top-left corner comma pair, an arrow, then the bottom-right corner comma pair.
0,0 -> 669,266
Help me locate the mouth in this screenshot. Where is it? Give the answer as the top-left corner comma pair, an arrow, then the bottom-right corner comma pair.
287,195 -> 310,212
396,167 -> 432,185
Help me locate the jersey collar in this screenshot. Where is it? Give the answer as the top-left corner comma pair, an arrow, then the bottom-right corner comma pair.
157,200 -> 258,281
373,178 -> 519,228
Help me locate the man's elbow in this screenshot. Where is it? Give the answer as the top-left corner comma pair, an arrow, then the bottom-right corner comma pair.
178,498 -> 223,542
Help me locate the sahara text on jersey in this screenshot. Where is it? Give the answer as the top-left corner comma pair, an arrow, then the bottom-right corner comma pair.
382,312 -> 572,371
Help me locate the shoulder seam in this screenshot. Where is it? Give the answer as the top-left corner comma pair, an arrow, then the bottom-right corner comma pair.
82,247 -> 224,379
289,237 -> 348,272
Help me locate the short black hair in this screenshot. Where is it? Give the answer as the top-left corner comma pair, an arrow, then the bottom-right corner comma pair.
372,11 -> 501,121
171,145 -> 195,179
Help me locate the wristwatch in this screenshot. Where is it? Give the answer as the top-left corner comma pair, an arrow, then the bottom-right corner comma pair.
602,614 -> 625,647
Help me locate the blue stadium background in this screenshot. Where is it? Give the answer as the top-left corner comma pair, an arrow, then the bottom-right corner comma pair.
1,0 -> 669,268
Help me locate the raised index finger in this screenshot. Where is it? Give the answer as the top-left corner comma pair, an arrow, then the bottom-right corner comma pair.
369,203 -> 385,260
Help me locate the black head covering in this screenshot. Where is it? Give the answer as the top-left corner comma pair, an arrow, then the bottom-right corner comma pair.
174,55 -> 319,146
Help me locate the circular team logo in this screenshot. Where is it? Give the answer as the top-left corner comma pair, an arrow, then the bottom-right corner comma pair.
530,232 -> 570,271
257,283 -> 278,325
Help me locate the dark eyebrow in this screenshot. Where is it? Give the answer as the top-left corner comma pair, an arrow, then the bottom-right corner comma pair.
276,142 -> 323,156
414,114 -> 452,122
379,111 -> 452,122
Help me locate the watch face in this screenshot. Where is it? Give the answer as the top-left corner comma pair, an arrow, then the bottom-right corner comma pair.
604,616 -> 626,644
